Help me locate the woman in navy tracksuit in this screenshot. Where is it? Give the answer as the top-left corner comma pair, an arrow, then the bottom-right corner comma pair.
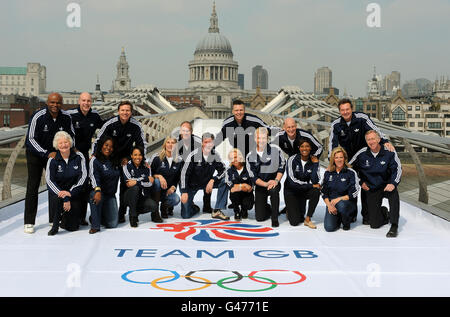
321,146 -> 360,232
46,131 -> 87,236
225,148 -> 254,220
284,138 -> 321,228
123,146 -> 158,227
88,136 -> 121,234
148,136 -> 182,219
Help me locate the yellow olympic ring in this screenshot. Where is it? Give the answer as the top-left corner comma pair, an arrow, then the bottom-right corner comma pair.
151,275 -> 212,292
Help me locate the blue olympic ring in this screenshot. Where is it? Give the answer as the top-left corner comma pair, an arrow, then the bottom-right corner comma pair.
121,268 -> 180,285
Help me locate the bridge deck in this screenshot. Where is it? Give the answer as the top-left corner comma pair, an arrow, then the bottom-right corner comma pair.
0,119 -> 449,297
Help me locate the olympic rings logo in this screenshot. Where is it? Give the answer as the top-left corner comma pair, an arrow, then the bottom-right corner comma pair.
121,269 -> 307,292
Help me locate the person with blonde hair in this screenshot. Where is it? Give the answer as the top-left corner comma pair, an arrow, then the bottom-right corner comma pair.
46,131 -> 87,235
246,127 -> 285,227
321,147 -> 360,232
225,148 -> 254,220
148,136 -> 182,218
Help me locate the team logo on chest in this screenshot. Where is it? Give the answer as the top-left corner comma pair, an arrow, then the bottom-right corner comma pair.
57,165 -> 63,173
73,165 -> 79,170
59,127 -> 64,131
354,128 -> 360,133
75,121 -> 80,129
365,160 -> 370,167
380,161 -> 386,165
43,125 -> 49,132
112,130 -> 117,136
341,178 -> 347,182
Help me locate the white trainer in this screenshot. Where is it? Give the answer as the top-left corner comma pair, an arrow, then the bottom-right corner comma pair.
24,224 -> 35,234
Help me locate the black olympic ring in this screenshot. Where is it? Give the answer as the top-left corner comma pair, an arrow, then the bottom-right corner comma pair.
185,269 -> 243,284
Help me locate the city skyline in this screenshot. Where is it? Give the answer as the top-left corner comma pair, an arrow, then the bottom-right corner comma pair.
1,0 -> 449,97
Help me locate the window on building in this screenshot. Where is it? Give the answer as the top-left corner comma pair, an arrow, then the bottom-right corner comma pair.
408,106 -> 412,111
409,122 -> 415,127
3,114 -> 10,127
415,114 -> 420,118
416,106 -> 420,110
428,122 -> 442,129
217,95 -> 222,104
418,122 -> 423,127
392,107 -> 406,120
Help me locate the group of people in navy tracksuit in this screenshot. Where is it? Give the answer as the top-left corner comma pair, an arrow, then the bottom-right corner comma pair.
23,94 -> 401,238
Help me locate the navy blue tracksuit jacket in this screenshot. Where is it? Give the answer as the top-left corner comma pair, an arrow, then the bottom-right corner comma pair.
45,149 -> 87,202
329,112 -> 389,159
321,167 -> 360,202
26,107 -> 75,159
284,154 -> 320,195
89,156 -> 121,196
273,129 -> 323,158
349,147 -> 402,190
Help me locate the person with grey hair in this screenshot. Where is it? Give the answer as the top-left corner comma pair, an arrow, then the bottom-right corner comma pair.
46,131 -> 87,236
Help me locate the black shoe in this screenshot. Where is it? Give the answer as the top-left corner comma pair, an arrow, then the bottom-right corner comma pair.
362,218 -> 370,225
130,217 -> 138,228
241,209 -> 248,219
202,206 -> 212,213
351,216 -> 357,223
343,224 -> 351,231
160,204 -> 169,219
168,207 -> 174,216
119,215 -> 126,224
89,228 -> 100,234
234,212 -> 241,221
48,227 -> 58,236
151,212 -> 163,223
271,219 -> 279,228
80,219 -> 89,226
386,224 -> 398,238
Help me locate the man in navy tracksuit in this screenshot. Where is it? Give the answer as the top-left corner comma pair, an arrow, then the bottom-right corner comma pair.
215,100 -> 279,157
273,117 -> 323,158
91,101 -> 147,223
349,130 -> 402,237
67,92 -> 104,225
180,133 -> 229,220
24,93 -> 75,234
329,98 -> 395,223
246,127 -> 285,227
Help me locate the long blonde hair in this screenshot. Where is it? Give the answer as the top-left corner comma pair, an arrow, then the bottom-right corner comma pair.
328,146 -> 351,172
159,136 -> 178,161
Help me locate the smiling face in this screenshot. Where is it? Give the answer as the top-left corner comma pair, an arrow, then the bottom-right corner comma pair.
57,136 -> 71,154
299,141 -> 311,159
131,148 -> 143,167
232,104 -> 245,123
118,104 -> 132,124
165,138 -> 177,155
101,139 -> 114,158
78,92 -> 92,115
339,102 -> 353,122
179,123 -> 192,141
365,131 -> 381,152
334,151 -> 345,170
284,118 -> 297,139
47,93 -> 63,117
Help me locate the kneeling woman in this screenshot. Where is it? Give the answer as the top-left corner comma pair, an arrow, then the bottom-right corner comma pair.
226,149 -> 254,220
148,136 -> 182,218
89,136 -> 121,234
123,146 -> 159,227
46,131 -> 87,236
321,147 -> 360,231
284,138 -> 321,228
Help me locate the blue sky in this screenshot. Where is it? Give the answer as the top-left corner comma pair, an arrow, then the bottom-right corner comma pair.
1,0 -> 449,97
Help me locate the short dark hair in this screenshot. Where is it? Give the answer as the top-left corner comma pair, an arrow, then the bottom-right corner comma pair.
202,132 -> 215,141
118,100 -> 133,111
232,99 -> 245,109
297,137 -> 312,148
337,98 -> 353,110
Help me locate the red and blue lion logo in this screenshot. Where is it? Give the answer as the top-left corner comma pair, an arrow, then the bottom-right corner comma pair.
151,220 -> 279,242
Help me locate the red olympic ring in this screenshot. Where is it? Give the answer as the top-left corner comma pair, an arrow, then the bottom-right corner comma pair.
248,269 -> 306,285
